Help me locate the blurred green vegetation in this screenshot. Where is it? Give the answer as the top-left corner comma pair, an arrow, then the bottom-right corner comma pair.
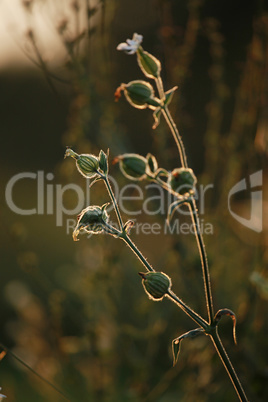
0,0 -> 267,401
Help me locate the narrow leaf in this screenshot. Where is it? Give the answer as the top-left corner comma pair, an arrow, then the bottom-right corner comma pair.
89,176 -> 103,188
123,220 -> 135,235
154,168 -> 169,178
214,309 -> 237,345
172,328 -> 204,366
152,107 -> 162,129
167,199 -> 186,225
164,86 -> 178,106
146,153 -> 158,174
99,149 -> 108,174
172,338 -> 181,366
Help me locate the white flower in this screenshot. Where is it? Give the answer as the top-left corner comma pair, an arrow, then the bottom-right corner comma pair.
0,388 -> 6,400
116,33 -> 143,55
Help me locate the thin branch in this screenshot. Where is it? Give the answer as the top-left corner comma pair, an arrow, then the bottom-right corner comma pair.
0,343 -> 71,401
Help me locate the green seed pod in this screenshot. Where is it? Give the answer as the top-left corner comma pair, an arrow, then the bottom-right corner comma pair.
65,148 -> 99,178
73,204 -> 110,241
137,47 -> 161,79
168,168 -> 197,195
76,154 -> 99,178
123,80 -> 160,109
115,153 -> 147,181
139,272 -> 171,301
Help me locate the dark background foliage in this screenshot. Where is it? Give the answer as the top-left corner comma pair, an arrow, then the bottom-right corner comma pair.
0,0 -> 267,401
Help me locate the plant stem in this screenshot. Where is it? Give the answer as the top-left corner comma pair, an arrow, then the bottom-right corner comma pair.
120,232 -> 154,272
166,289 -> 208,329
160,102 -> 214,322
103,175 -> 124,231
120,233 -> 208,329
155,77 -> 188,168
161,103 -> 249,400
155,76 -> 165,99
209,328 -> 249,402
162,106 -> 188,169
0,343 -> 70,401
189,197 -> 214,323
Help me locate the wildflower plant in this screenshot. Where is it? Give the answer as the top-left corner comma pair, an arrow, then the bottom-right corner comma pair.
65,33 -> 249,401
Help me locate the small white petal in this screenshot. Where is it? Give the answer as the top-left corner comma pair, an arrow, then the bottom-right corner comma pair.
117,42 -> 129,51
133,33 -> 143,44
117,33 -> 143,54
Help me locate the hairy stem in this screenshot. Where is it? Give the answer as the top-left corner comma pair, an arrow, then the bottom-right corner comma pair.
103,175 -> 124,231
166,289 -> 208,329
161,102 -> 248,400
121,233 -> 208,329
120,232 -> 155,272
189,197 -> 214,323
162,106 -> 188,169
210,328 -> 249,402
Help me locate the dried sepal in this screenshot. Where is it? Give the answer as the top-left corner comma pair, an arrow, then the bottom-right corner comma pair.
214,309 -> 237,345
73,203 -> 110,241
172,328 -> 204,366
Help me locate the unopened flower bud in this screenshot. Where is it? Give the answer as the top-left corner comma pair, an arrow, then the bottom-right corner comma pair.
139,272 -> 171,301
114,153 -> 147,181
137,47 -> 161,79
73,204 -> 109,241
65,148 -> 99,178
168,168 -> 197,195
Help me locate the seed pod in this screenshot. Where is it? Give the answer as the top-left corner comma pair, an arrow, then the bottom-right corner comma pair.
139,272 -> 171,301
115,153 -> 147,181
168,168 -> 197,195
122,80 -> 161,109
73,204 -> 109,241
65,148 -> 99,178
76,154 -> 99,178
137,47 -> 161,79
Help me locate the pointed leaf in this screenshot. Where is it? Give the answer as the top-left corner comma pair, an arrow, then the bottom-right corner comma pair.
99,149 -> 108,174
164,86 -> 178,106
154,168 -> 169,178
172,328 -> 204,366
172,338 -> 181,366
214,309 -> 237,345
146,153 -> 158,174
167,199 -> 187,225
152,107 -> 162,129
89,176 -> 103,188
123,220 -> 135,235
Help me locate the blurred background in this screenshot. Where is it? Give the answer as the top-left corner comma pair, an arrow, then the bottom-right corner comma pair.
0,0 -> 267,401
